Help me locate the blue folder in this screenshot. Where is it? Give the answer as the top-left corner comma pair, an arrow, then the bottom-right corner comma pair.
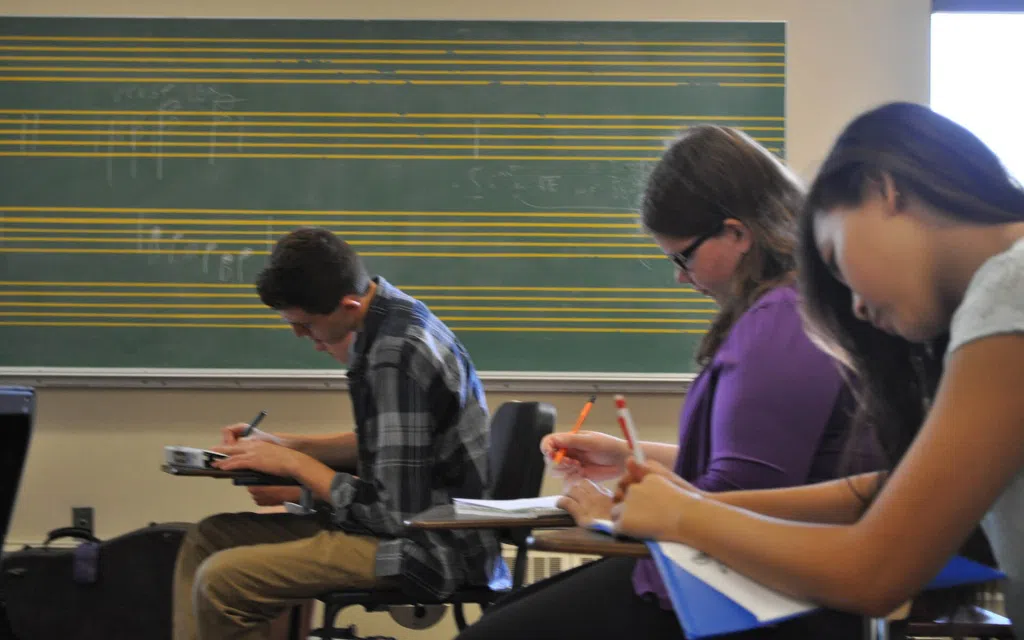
647,543 -> 1005,639
586,521 -> 1005,640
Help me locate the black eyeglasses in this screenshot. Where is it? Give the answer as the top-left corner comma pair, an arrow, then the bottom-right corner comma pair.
668,226 -> 723,272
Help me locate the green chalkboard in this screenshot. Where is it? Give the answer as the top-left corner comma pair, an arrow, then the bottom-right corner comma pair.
0,17 -> 784,375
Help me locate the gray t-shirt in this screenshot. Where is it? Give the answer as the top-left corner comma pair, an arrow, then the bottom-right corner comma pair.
947,237 -> 1024,631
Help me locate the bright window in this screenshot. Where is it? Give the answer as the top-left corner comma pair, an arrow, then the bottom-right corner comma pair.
931,12 -> 1024,182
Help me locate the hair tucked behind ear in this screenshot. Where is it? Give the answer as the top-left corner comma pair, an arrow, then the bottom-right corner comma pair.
799,101 -> 1024,611
641,125 -> 804,365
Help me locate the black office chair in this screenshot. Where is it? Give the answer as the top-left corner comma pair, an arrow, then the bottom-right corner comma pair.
303,400 -> 557,640
0,386 -> 36,637
0,386 -> 35,552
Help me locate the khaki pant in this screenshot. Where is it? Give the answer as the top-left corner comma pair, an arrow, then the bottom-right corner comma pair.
173,511 -> 384,640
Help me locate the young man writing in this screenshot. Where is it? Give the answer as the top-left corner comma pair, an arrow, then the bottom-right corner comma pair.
172,227 -> 507,640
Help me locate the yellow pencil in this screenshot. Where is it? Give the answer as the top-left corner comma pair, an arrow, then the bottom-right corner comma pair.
553,395 -> 597,464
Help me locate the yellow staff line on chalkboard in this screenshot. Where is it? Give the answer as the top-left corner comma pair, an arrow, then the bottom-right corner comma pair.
0,151 -> 664,161
0,291 -> 268,298
0,206 -> 636,218
452,49 -> 783,57
1,139 -> 669,151
0,55 -> 785,67
0,248 -> 660,258
397,69 -> 782,77
0,228 -> 647,239
0,59 -> 786,75
0,244 -> 658,258
0,65 -> 785,79
3,217 -> 638,228
0,48 -> 784,59
0,237 -> 653,248
0,281 -> 698,293
0,320 -> 702,333
0,291 -> 704,303
0,302 -> 716,313
0,310 -> 708,322
0,56 -> 783,67
0,129 -> 784,142
0,76 -> 442,85
0,76 -> 780,88
0,36 -> 784,47
0,46 -> 785,60
513,81 -> 782,87
0,109 -> 786,120
0,118 -> 784,132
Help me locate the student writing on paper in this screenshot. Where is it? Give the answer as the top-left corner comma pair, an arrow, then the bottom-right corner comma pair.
171,228 -> 507,640
455,126 -> 880,640
612,103 -> 1024,635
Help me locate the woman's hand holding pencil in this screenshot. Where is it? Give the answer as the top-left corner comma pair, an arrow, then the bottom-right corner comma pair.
541,430 -> 631,481
552,395 -> 596,464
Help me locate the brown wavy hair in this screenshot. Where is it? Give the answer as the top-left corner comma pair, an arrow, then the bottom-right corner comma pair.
641,125 -> 804,365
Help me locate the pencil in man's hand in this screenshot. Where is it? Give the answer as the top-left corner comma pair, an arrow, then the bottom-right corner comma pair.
552,395 -> 597,465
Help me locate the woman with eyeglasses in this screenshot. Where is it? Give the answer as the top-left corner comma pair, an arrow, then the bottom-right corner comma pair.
453,125 -> 878,640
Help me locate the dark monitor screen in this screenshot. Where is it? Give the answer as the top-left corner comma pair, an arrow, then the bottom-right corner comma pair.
0,386 -> 34,551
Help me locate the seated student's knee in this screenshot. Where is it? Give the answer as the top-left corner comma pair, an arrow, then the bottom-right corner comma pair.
193,547 -> 256,611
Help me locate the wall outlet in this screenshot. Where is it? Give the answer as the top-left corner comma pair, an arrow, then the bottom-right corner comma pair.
72,506 -> 94,534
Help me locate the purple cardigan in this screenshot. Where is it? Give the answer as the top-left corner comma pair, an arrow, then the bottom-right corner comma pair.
632,285 -> 871,607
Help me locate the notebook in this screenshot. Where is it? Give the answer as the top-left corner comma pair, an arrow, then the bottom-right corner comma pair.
451,496 -> 566,518
585,520 -> 1005,639
649,541 -> 1005,639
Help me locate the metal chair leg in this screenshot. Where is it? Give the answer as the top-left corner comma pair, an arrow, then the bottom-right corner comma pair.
453,603 -> 468,631
512,546 -> 529,588
308,602 -> 357,640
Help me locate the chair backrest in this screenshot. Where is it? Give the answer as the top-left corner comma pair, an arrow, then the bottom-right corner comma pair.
487,401 -> 556,501
0,386 -> 35,550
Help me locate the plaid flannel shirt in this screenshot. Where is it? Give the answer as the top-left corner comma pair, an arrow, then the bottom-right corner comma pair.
329,277 -> 510,600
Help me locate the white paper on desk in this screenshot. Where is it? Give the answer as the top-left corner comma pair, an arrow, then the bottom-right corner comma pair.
452,496 -> 564,516
658,542 -> 816,623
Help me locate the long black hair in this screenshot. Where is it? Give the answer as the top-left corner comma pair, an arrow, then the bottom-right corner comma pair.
798,101 -> 1024,608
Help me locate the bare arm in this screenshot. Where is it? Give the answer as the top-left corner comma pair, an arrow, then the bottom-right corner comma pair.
616,335 -> 1024,617
639,441 -> 680,468
713,472 -> 883,525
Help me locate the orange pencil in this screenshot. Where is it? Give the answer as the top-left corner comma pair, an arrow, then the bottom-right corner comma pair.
552,395 -> 597,464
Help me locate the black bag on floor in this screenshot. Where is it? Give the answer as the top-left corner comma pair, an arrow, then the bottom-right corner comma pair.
0,522 -> 189,640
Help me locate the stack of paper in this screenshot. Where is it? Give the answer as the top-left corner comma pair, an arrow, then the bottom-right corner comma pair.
451,496 -> 565,518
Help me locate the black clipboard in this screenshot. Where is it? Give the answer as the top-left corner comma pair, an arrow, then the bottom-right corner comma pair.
160,464 -> 300,486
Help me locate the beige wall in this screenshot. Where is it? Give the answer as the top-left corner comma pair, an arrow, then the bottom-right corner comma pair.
1,0 -> 931,637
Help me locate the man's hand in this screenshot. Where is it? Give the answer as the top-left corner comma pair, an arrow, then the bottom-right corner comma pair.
221,423 -> 289,447
211,440 -> 310,478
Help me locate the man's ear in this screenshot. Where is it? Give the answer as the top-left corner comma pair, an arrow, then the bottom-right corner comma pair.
339,294 -> 362,312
